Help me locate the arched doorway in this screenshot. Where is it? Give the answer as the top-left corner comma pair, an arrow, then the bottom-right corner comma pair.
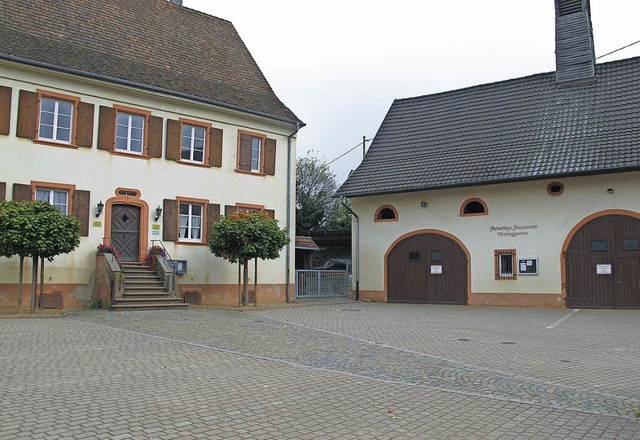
565,213 -> 640,309
104,188 -> 149,263
387,232 -> 468,304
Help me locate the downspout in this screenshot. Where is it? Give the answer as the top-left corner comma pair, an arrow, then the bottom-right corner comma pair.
341,197 -> 359,301
285,123 -> 300,303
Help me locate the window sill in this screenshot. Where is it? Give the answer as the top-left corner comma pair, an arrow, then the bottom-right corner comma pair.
176,160 -> 213,169
176,240 -> 209,246
234,169 -> 266,177
34,139 -> 79,150
110,150 -> 152,160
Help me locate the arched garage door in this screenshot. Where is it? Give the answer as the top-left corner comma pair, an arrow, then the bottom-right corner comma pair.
387,233 -> 468,304
566,214 -> 640,309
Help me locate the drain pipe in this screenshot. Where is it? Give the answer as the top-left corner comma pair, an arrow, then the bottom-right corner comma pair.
285,123 -> 301,303
341,197 -> 359,301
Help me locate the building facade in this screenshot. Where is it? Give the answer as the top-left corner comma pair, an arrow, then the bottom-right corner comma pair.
0,0 -> 303,309
336,0 -> 640,309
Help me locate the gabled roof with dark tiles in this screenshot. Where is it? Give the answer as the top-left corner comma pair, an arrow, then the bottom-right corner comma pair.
0,0 -> 302,125
335,57 -> 640,198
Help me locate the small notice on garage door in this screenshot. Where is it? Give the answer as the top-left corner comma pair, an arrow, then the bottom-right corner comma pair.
596,264 -> 612,275
430,265 -> 443,274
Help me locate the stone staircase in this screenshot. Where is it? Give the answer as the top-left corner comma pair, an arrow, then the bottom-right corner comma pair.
111,262 -> 188,310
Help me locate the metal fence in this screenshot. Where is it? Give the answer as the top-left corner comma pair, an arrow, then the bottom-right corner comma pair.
295,270 -> 349,299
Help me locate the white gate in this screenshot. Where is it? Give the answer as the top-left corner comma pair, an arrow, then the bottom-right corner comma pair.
295,270 -> 349,299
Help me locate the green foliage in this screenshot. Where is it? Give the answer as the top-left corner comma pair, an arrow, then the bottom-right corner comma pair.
208,210 -> 289,264
0,200 -> 81,260
296,152 -> 351,235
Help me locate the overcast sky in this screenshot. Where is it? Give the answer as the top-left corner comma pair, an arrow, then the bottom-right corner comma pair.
184,1 -> 640,184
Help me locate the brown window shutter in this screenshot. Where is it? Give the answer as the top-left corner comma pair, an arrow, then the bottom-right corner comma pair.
0,86 -> 11,136
205,203 -> 221,241
165,119 -> 181,160
265,209 -> 275,219
224,205 -> 238,217
12,183 -> 32,201
163,199 -> 178,241
72,190 -> 90,237
264,138 -> 277,175
16,90 -> 38,139
97,106 -> 115,150
238,133 -> 252,171
0,182 -> 6,201
148,115 -> 163,158
76,101 -> 94,148
209,128 -> 223,167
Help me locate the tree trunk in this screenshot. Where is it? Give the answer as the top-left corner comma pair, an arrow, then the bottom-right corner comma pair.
237,263 -> 242,307
39,256 -> 45,310
30,255 -> 38,314
17,255 -> 24,313
253,258 -> 258,307
242,260 -> 249,306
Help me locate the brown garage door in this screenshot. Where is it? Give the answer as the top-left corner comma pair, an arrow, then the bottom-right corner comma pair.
387,233 -> 467,304
566,214 -> 640,309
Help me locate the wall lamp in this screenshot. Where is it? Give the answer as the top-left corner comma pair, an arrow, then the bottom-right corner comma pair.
420,201 -> 428,208
95,201 -> 104,218
155,205 -> 163,221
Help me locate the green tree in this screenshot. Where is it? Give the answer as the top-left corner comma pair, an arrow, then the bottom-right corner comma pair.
296,152 -> 351,235
208,210 -> 288,306
0,201 -> 80,313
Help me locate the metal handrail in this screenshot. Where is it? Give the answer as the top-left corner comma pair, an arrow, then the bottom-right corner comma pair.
150,239 -> 175,274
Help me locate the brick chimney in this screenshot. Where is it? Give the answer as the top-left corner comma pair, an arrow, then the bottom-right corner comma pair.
555,0 -> 596,84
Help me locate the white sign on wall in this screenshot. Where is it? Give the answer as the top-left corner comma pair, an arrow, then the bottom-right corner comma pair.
430,265 -> 443,275
596,264 -> 612,275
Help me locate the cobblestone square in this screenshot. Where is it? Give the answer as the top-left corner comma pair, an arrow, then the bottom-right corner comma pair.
1,303 -> 639,439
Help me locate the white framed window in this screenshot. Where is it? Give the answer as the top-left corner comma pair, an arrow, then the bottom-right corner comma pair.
181,124 -> 206,163
39,97 -> 73,143
179,202 -> 203,241
35,188 -> 69,214
115,112 -> 144,154
251,137 -> 261,171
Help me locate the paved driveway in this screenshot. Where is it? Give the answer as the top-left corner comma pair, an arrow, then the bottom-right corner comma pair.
0,303 -> 638,439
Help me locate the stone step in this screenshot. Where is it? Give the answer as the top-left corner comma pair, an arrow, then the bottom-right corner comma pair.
124,291 -> 169,297
125,279 -> 165,285
111,301 -> 189,310
116,295 -> 179,302
125,274 -> 162,281
124,288 -> 167,293
122,267 -> 157,274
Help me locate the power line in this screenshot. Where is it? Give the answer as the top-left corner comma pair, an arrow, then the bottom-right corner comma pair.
596,39 -> 640,60
327,138 -> 372,166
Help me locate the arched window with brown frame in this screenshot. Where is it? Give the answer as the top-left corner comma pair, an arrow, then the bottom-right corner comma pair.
375,205 -> 398,222
460,198 -> 488,217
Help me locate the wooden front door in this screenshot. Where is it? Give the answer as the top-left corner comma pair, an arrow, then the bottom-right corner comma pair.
566,214 -> 640,309
110,204 -> 141,262
387,233 -> 467,304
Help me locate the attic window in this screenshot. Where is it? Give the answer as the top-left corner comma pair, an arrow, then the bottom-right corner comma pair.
557,0 -> 583,16
375,205 -> 398,222
460,198 -> 488,217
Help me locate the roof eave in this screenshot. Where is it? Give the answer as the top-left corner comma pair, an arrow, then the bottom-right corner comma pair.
0,53 -> 305,128
335,166 -> 640,198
